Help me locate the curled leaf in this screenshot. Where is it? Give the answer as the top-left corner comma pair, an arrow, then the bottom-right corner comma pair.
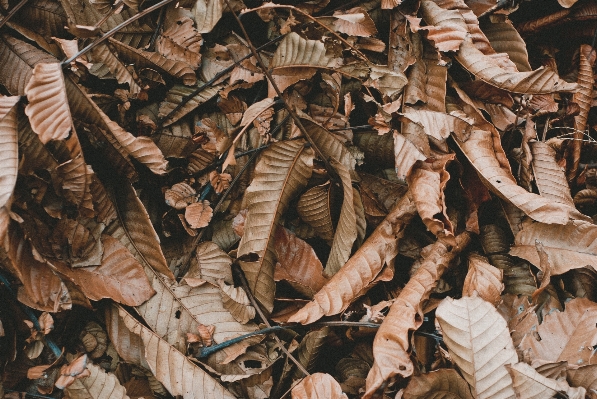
291,373 -> 347,399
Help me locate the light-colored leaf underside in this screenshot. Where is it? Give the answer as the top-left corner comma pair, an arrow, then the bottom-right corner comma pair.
530,141 -> 574,207
297,183 -> 335,244
237,139 -> 314,312
0,96 -> 19,209
435,295 -> 517,399
507,362 -> 586,399
65,363 -> 130,399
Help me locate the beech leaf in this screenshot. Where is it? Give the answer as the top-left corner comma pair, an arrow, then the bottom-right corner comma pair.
291,373 -> 347,399
507,362 -> 586,399
403,369 -> 474,399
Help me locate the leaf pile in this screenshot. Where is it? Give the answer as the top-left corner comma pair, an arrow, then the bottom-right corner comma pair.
3,0 -> 597,398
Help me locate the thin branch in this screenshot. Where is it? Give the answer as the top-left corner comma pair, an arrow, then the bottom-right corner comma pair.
62,0 -> 177,65
93,0 -> 124,29
0,0 -> 29,30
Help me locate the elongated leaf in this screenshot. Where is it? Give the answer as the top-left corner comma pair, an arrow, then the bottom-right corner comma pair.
297,183 -> 335,244
403,369 -> 474,399
88,44 -> 142,94
193,0 -> 224,33
325,158 -> 357,277
48,235 -> 155,306
158,83 -> 223,127
65,363 -> 130,399
237,140 -> 314,312
0,96 -> 19,210
507,362 -> 585,399
530,141 -> 574,207
519,298 -> 597,365
110,305 -> 236,399
510,219 -> 597,275
14,0 -> 68,38
291,373 -> 347,399
404,40 -> 447,112
402,107 -> 473,142
24,63 -> 72,143
108,38 -> 196,86
289,194 -> 417,324
185,241 -> 233,286
364,233 -> 470,396
482,18 -> 531,72
454,128 -> 583,225
435,294 -> 517,399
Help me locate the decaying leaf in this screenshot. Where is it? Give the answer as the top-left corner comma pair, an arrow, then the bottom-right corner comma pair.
507,362 -> 586,399
403,369 -> 474,399
291,373 -> 347,399
462,254 -> 503,305
435,294 -> 518,399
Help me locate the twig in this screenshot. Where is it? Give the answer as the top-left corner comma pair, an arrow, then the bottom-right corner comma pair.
93,0 -> 124,29
0,0 -> 29,30
0,273 -> 62,359
147,5 -> 166,51
62,0 -> 177,65
478,0 -> 512,18
231,261 -> 310,377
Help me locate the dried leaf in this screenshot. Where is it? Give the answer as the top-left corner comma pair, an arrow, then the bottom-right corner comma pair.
217,279 -> 256,324
63,362 -> 128,398
0,96 -> 19,240
88,44 -> 141,95
193,0 -> 224,33
331,7 -> 377,37
519,298 -> 597,366
289,194 -> 417,324
109,305 -> 236,399
156,17 -> 202,69
462,254 -> 503,306
291,373 -> 347,399
274,227 -> 328,298
530,141 -> 574,207
364,233 -> 470,396
165,182 -> 197,210
24,63 -> 72,143
435,294 -> 518,399
297,183 -> 335,244
237,140 -> 314,313
159,83 -> 223,127
507,362 -> 586,399
403,369 -> 474,399
55,355 -> 90,390
185,241 -> 233,287
184,200 -> 213,229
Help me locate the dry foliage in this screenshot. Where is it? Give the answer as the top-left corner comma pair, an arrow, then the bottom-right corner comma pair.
4,1 -> 597,398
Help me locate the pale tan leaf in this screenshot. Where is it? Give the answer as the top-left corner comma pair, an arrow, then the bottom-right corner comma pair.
0,96 -> 19,217
111,305 -> 236,399
270,32 -> 339,94
156,17 -> 202,69
393,133 -> 427,180
510,219 -> 597,275
24,63 -> 72,143
193,0 -> 224,33
108,38 -> 196,85
403,369 -> 474,399
519,298 -> 597,366
454,128 -> 583,225
508,362 -> 586,399
325,158 -> 357,277
185,241 -> 233,287
217,279 -> 256,324
297,183 -> 335,244
274,227 -> 328,298
364,233 -> 470,396
288,194 -> 417,325
55,355 -> 91,390
567,364 -> 597,392
291,373 -> 347,399
237,140 -> 314,313
462,254 -> 503,306
48,235 -> 155,306
330,7 -> 377,37
435,294 -> 518,399
184,200 -> 213,229
416,4 -> 468,52
363,65 -> 408,99
64,363 -> 130,399
530,141 -> 574,207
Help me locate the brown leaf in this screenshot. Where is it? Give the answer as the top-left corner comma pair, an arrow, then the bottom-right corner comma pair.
364,233 -> 470,396
291,373 -> 347,399
210,171 -> 232,194
330,7 -> 377,37
156,17 -> 202,69
217,279 -> 256,324
462,254 -> 503,305
297,183 -> 335,244
237,140 -> 314,313
184,200 -> 213,229
55,354 -> 90,390
64,362 -> 130,399
507,362 -> 586,399
531,141 -> 575,207
193,0 -> 224,33
24,63 -> 72,143
165,182 -> 197,210
185,241 -> 233,287
288,194 -> 417,324
0,96 -> 19,240
403,369 -> 474,399
274,227 -> 328,298
519,298 -> 597,366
